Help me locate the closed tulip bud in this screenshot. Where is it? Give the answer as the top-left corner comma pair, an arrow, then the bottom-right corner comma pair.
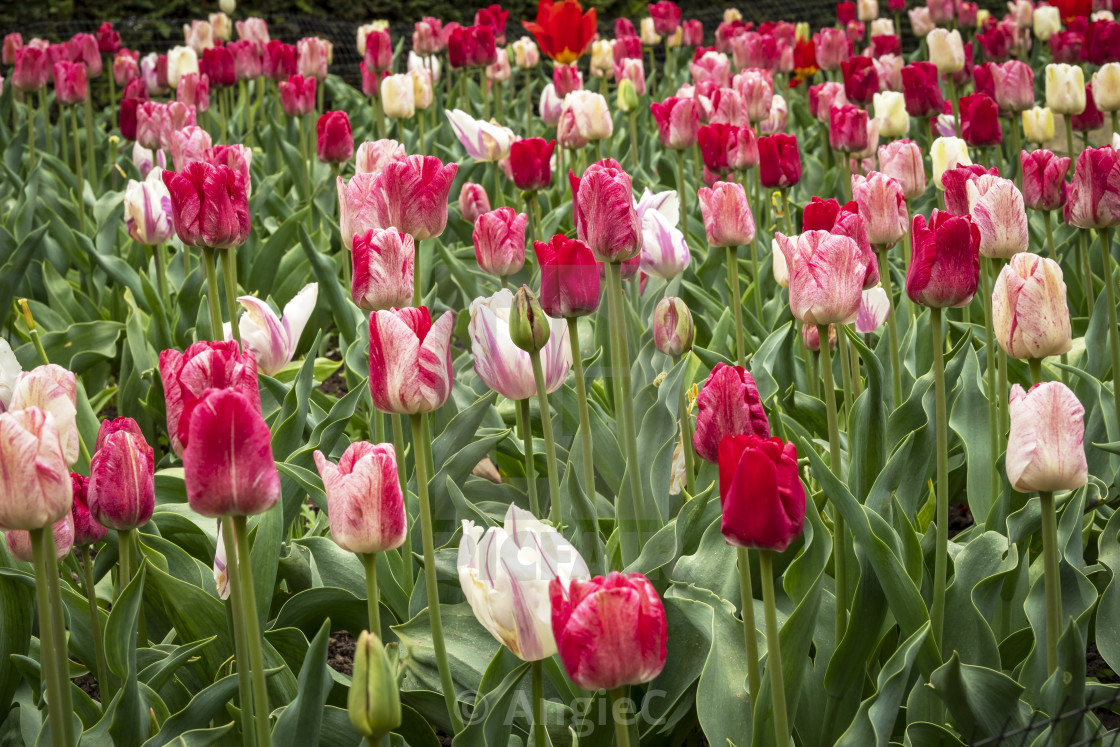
853,172 -> 908,246
351,229 -> 415,311
379,74 -> 415,119
70,473 -> 106,546
618,78 -> 640,112
650,96 -> 699,150
347,630 -> 401,739
474,208 -> 528,278
297,37 -> 332,80
5,513 -> 74,562
966,175 -> 1028,258
0,408 -> 72,530
355,139 -> 405,177
1020,150 -> 1070,212
317,111 -> 353,163
692,362 -> 770,463
10,365 -> 79,467
830,104 -> 869,153
162,162 -> 250,249
991,60 -> 1035,112
459,182 -> 491,224
114,51 -> 142,89
734,68 -> 774,124
278,74 -> 316,117
447,109 -> 515,162
3,33 -> 22,66
698,181 -> 755,247
930,137 -> 972,190
369,307 -> 455,414
534,234 -> 601,318
410,68 -> 434,110
412,18 -> 444,57
992,253 -> 1072,361
1046,64 -> 1087,114
873,91 -> 909,138
652,297 -> 694,356
1034,6 -> 1061,40
539,83 -> 564,126
1022,106 -> 1056,144
780,230 -> 869,324
574,159 -> 641,262
758,134 -> 802,188
841,55 -> 880,106
314,442 -> 405,555
641,17 -> 663,45
960,94 -> 1003,147
124,170 -> 174,246
906,210 -> 981,307
719,434 -> 805,551
227,283 -> 317,376
263,41 -> 297,81
550,571 -> 668,691
237,18 -> 271,46
87,418 -> 155,531
370,155 -> 457,241
52,60 -> 87,106
1093,63 -> 1120,112
1065,146 -> 1120,228
509,285 -> 552,354
877,139 -> 927,200
508,138 -> 555,192
928,28 -> 965,73
1006,382 -> 1089,492
802,323 -> 838,351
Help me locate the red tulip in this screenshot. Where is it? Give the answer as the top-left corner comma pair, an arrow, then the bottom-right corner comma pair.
448,24 -> 497,69
52,61 -> 87,106
830,103 -> 869,152
841,55 -> 880,104
351,229 -> 416,311
162,161 -> 251,249
476,4 -> 511,43
650,96 -> 700,150
549,572 -> 668,691
368,306 -> 455,414
473,207 -> 528,277
1049,31 -> 1084,64
70,473 -> 107,546
522,0 -> 598,65
1020,150 -> 1070,212
719,434 -> 805,551
698,123 -> 734,171
901,61 -> 944,117
1064,146 -> 1120,228
12,46 -> 49,92
183,388 -> 280,518
119,97 -> 140,140
906,209 -> 981,308
364,29 -> 393,72
97,22 -> 121,54
279,74 -> 316,116
692,362 -> 770,464
263,40 -> 297,80
976,24 -> 1012,62
534,234 -> 602,318
616,18 -> 638,38
573,159 -> 641,263
758,134 -> 801,188
317,111 -> 353,164
87,417 -> 155,531
1088,19 -> 1120,65
872,35 -> 902,57
837,1 -> 857,24
959,93 -> 1002,146
649,1 -> 682,35
1072,83 -> 1105,132
68,33 -> 101,78
613,35 -> 642,64
942,163 -> 998,215
159,340 -> 260,457
509,138 -> 556,191
370,155 -> 459,241
228,40 -> 263,81
201,46 -> 235,87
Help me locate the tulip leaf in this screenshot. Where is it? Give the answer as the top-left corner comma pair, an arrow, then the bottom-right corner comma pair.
1095,508 -> 1120,676
0,571 -> 34,716
272,618 -> 332,747
105,563 -> 149,746
141,672 -> 243,747
450,659 -> 530,747
299,228 -> 362,346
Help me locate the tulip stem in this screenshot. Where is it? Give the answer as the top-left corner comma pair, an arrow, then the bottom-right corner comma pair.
1039,489 -> 1061,676
30,529 -> 71,747
390,412 -> 414,595
728,246 -> 747,367
608,687 -> 632,747
480,68 -> 489,120
202,247 -> 224,340
930,306 -> 949,652
567,319 -> 601,551
362,553 -> 381,639
749,239 -> 764,323
676,149 -> 688,241
1065,113 -> 1076,166
81,545 -> 113,701
154,243 -> 170,309
118,528 -> 133,598
948,76 -> 961,139
1043,210 -> 1056,262
1029,358 -> 1043,385
837,331 -> 854,415
26,94 -> 37,168
518,398 -> 541,517
980,258 -> 1001,504
531,659 -> 546,747
70,106 -> 86,235
1100,227 -> 1120,433
417,109 -> 426,156
737,547 -> 762,710
530,351 -> 562,525
410,413 -> 464,733
673,353 -> 697,498
759,550 -> 790,747
817,324 -> 848,638
524,69 -> 532,138
221,249 -> 241,345
1081,229 -> 1095,318
628,110 -> 639,172
221,517 -> 256,745
298,116 -> 311,204
232,515 -> 273,747
1009,116 -> 1023,190
876,247 -> 903,406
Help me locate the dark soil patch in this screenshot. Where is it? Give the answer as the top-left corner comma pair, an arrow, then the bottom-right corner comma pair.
318,369 -> 349,397
1088,642 -> 1120,733
327,630 -> 356,677
96,403 -> 119,421
74,673 -> 100,702
947,503 -> 973,539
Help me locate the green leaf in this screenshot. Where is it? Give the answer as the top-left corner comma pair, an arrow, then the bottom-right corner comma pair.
929,651 -> 1029,740
106,563 -> 148,746
272,619 -> 333,747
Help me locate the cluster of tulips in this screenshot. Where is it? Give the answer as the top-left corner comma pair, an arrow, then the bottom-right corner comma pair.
2,0 -> 1120,744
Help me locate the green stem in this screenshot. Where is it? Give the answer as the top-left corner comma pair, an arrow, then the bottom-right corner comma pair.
233,515 -> 273,747
413,238 -> 423,309
837,330 -> 854,415
949,76 -> 961,139
1082,229 -> 1095,318
71,107 -> 86,235
410,414 -> 464,732
524,68 -> 532,137
154,243 -> 170,309
390,413 -> 413,596
480,68 -> 489,120
1101,227 -> 1120,433
930,306 -> 949,651
759,550 -> 790,747
27,92 -> 37,167
849,333 -> 862,397
298,116 -> 311,204
221,516 -> 255,745
1065,113 -> 1076,167
83,95 -> 95,189
362,553 -> 381,639
1039,490 -> 1061,676
202,247 -> 224,340
519,398 -> 541,517
737,547 -> 762,711
677,149 -> 688,240
43,528 -> 75,747
374,96 -> 386,141
728,246 -> 747,367
1009,115 -> 1022,190
1030,357 -> 1043,385
818,324 -> 848,638
1044,210 -> 1056,262
877,248 -> 903,406
532,659 -> 546,747
608,687 -> 632,747
118,528 -> 133,598
81,546 -> 112,700
674,354 -> 697,497
981,259 -> 1001,504
221,249 -> 241,345
780,189 -> 794,243
29,529 -> 68,747
567,318 -> 600,534
628,110 -> 639,172
530,351 -> 562,525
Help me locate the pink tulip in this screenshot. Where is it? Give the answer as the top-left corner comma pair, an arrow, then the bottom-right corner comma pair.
297,36 -> 331,80
162,161 -> 250,249
852,172 -> 909,246
314,442 -> 406,554
169,125 -> 213,172
992,253 -> 1072,360
2,33 -> 22,66
780,230 -> 869,325
279,74 -> 316,117
5,513 -> 74,562
52,60 -> 87,106
1006,382 -> 1089,493
351,229 -> 416,312
473,208 -> 528,277
317,111 -> 353,164
1064,146 -> 1120,229
176,73 -> 210,113
553,63 -> 583,96
966,175 -> 1029,258
228,40 -> 263,81
829,103 -> 868,152
355,139 -> 406,176
734,68 -> 774,124
368,307 -> 455,415
991,60 -> 1034,112
573,159 -> 642,263
68,33 -> 101,78
237,18 -> 271,45
370,155 -> 458,241
70,473 -> 107,546
942,164 -> 998,216
1020,150 -> 1070,212
692,363 -> 770,464
9,365 -> 79,467
809,81 -> 849,123
650,96 -> 700,150
697,181 -> 755,247
814,27 -> 852,71
0,408 -> 72,530
877,139 -> 927,200
86,417 -> 155,531
459,182 -> 492,224
906,210 -> 981,308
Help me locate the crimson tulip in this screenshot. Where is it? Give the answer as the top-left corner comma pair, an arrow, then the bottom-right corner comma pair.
830,103 -> 869,152
228,40 -> 262,81
649,1 -> 682,34
263,40 -> 297,80
719,434 -> 805,552
1020,150 -> 1070,212
1049,31 -> 1085,64
279,74 -> 316,116
368,306 -> 455,415
692,363 -> 770,464
68,33 -> 101,78
841,55 -> 879,105
534,234 -> 601,318
758,134 -> 801,188
906,210 -> 981,307
508,138 -> 556,191
901,61 -> 944,117
86,418 -> 155,531
70,473 -> 106,546
959,93 -> 1002,146
448,25 -> 497,68
162,161 -> 251,249
1072,83 -> 1105,132
364,29 -> 393,73
201,46 -> 235,87
12,46 -> 48,92
317,111 -> 353,164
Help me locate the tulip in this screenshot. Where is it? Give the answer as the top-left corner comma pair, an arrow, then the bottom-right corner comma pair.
691,362 -> 771,463
263,41 -> 297,81
225,283 -> 318,376
1021,150 -> 1071,212
486,50 -> 512,83
227,41 -> 262,82
853,172 -> 908,246
368,155 -> 458,241
449,25 -> 498,68
872,91 -> 909,138
930,136 -> 973,190
780,230 -> 870,325
124,169 -> 174,246
652,297 -> 695,357
0,340 -> 17,414
182,21 -> 213,55
959,93 -> 1003,147
0,408 -> 72,530
513,37 -> 541,68
635,190 -> 690,279
900,61 -> 944,118
877,140 -> 927,200
2,33 -> 22,66
237,18 -> 271,46
1046,64 -> 1087,115
991,60 -> 1034,113
412,18 -> 444,57
162,162 -> 250,249
734,68 -> 774,124
369,307 -> 455,414
51,60 -> 86,110
830,104 -> 869,153
992,254 -> 1073,361
509,138 -> 556,191
278,74 -> 316,117
809,81 -> 849,123
378,74 -> 415,120
86,418 -> 155,531
297,37 -> 331,80
363,29 -> 392,73
166,45 -> 198,89
474,208 -> 528,278
759,94 -> 789,135
1034,6 -> 1061,40
347,631 -> 401,740
70,473 -> 106,546
758,134 -> 802,188
1065,146 -> 1120,228
351,229 -> 416,312
1022,106 -> 1056,143
534,234 -> 601,318
966,175 -> 1029,258
113,50 -> 140,88
549,571 -> 668,691
640,17 -> 664,46
317,111 -> 353,164
697,181 -> 755,247
841,55 -> 879,105
573,159 -> 641,262
200,47 -> 235,88
470,288 -> 570,399
5,514 -> 74,562
446,109 -> 515,162
718,434 -> 805,552
907,210 -> 981,307
176,72 -> 210,113
8,365 -> 79,469
928,28 -> 966,73
649,0 -> 682,35
856,286 -> 891,333
814,28 -> 851,72
650,96 -> 699,149
1092,64 -> 1120,114
314,442 -> 406,555
459,182 -> 492,224
1073,83 -> 1106,132
564,90 -> 614,141
1006,382 -> 1089,493
410,68 -> 435,110
691,51 -> 731,87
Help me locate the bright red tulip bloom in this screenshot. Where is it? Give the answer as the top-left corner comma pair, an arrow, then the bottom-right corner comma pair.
70,473 -> 107,546
263,40 -> 297,80
201,46 -> 235,87
476,4 -> 511,43
758,134 -> 801,188
901,61 -> 944,117
368,306 -> 455,415
830,103 -> 869,152
279,73 -> 316,116
87,417 -> 155,531
162,161 -> 251,249
1072,83 -> 1105,131
841,55 -> 879,105
1088,19 -> 1120,65
159,340 -> 260,457
719,434 -> 805,552
351,228 -> 415,311
52,61 -> 87,106
698,123 -> 734,171
12,46 -> 49,92
183,388 -> 280,518
906,210 -> 981,308
119,97 -> 140,140
959,93 -> 1002,146
573,158 -> 642,263
942,163 -> 998,215
837,1 -> 857,23
509,138 -> 556,191
649,1 -> 682,35
972,61 -> 995,101
317,111 -> 353,164
68,33 -> 101,78
692,363 -> 770,464
650,96 -> 700,150
364,29 -> 393,72
1020,150 -> 1070,212
448,24 -> 498,69
97,22 -> 121,54
872,35 -> 902,57
534,234 -> 601,318
473,207 -> 528,277
228,40 -> 262,81
1064,146 -> 1120,228
803,196 -> 842,231
976,24 -> 1012,62
370,155 -> 459,240
1048,31 -> 1084,64
522,0 -> 598,65
550,572 -> 668,691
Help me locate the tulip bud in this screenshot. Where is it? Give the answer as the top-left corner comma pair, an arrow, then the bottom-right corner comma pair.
1006,382 -> 1089,493
930,136 -> 972,190
509,285 -> 552,354
927,28 -> 965,74
1034,5 -> 1061,40
348,631 -> 401,739
992,253 -> 1072,360
652,297 -> 695,357
534,234 -> 601,318
618,78 -> 640,113
1045,63 -> 1087,115
473,207 -> 528,278
698,181 -> 756,247
1022,106 -> 1056,143
369,307 -> 456,414
856,287 -> 891,333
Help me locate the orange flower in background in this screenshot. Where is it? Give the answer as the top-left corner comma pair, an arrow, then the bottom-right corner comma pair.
522,0 -> 597,65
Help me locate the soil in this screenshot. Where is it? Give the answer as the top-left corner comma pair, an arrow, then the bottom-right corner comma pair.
1087,642 -> 1120,732
327,630 -> 356,677
318,345 -> 348,397
947,503 -> 973,539
74,673 -> 100,703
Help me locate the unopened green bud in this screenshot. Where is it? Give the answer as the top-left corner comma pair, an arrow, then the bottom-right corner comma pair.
618,78 -> 639,113
347,631 -> 401,739
509,285 -> 551,353
652,297 -> 695,357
